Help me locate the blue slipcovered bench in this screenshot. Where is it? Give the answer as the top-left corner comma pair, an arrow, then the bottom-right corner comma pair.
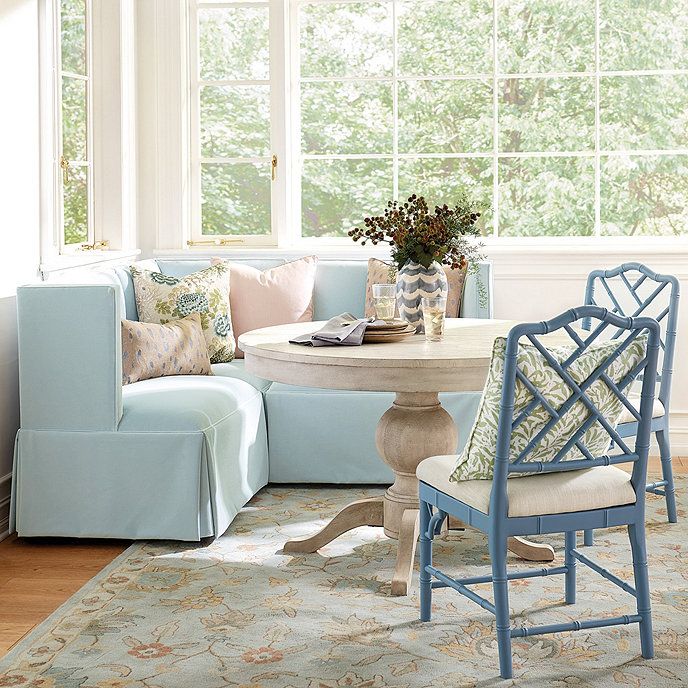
11,258 -> 492,540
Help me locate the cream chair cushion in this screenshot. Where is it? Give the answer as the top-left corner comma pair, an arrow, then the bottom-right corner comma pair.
418,455 -> 636,518
618,397 -> 665,425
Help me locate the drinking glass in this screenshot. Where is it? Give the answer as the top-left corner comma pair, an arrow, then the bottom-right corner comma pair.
422,296 -> 446,342
372,284 -> 397,322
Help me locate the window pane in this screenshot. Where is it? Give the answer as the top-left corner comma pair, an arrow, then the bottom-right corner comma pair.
63,164 -> 88,245
201,163 -> 271,235
397,0 -> 492,76
499,77 -> 595,153
601,155 -> 688,236
61,0 -> 86,75
498,156 -> 594,236
301,159 -> 393,237
201,85 -> 270,158
300,2 -> 392,78
398,79 -> 492,154
498,0 -> 594,73
62,76 -> 87,160
398,157 -> 493,234
199,7 -> 269,81
600,75 -> 688,151
600,0 -> 688,70
301,82 -> 392,155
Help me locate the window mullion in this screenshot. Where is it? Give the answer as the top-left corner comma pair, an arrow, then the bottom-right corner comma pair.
85,0 -> 94,246
268,0 -> 285,247
392,0 -> 398,201
492,0 -> 499,238
594,0 -> 601,237
188,0 -> 201,242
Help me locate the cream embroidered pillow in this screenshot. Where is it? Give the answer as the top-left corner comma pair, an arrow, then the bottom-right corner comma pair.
451,335 -> 647,481
130,263 -> 234,363
122,314 -> 212,385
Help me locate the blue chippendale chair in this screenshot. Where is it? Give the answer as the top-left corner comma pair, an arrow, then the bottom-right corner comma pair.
416,306 -> 660,679
582,263 -> 679,547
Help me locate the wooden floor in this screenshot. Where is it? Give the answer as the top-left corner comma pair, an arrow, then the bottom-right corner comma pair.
0,536 -> 129,656
0,458 -> 686,658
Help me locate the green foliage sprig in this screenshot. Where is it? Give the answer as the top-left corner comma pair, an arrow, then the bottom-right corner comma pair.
349,194 -> 485,270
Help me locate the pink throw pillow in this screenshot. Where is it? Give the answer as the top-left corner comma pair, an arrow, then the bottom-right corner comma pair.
212,256 -> 317,357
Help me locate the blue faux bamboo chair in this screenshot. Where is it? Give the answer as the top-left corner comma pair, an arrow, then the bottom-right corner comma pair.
417,306 -> 660,679
582,264 -> 679,548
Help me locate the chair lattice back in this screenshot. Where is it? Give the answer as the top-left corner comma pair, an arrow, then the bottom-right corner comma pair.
491,307 -> 661,514
583,263 -> 679,408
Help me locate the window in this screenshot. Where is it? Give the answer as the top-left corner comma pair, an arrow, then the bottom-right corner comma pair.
189,0 -> 688,244
56,0 -> 93,248
189,0 -> 284,245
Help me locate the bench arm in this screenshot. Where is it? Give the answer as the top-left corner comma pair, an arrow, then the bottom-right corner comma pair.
17,284 -> 122,431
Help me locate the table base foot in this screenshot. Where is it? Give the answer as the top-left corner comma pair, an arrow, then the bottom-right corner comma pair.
282,496 -> 383,554
391,508 -> 420,596
444,518 -> 555,563
507,536 -> 555,562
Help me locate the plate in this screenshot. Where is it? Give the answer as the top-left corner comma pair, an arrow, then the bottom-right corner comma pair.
363,325 -> 417,343
366,319 -> 410,331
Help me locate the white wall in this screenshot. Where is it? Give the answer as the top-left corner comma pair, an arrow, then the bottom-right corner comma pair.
0,0 -> 41,537
488,246 -> 688,454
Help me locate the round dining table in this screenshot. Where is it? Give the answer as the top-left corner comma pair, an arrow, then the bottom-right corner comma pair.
239,318 -> 557,596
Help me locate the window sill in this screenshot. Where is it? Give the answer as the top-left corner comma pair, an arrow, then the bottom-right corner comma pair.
40,249 -> 141,278
155,236 -> 688,261
155,238 -> 688,279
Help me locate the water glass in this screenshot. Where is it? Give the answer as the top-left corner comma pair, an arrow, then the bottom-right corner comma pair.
422,296 -> 446,342
372,284 -> 397,322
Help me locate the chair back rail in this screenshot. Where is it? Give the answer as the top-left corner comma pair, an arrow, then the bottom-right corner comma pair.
582,262 -> 679,409
489,305 -> 661,522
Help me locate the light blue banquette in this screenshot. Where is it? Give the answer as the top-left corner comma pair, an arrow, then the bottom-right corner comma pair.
10,258 -> 492,540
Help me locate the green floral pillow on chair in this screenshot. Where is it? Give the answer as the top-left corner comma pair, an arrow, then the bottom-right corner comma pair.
450,335 -> 647,482
130,263 -> 234,363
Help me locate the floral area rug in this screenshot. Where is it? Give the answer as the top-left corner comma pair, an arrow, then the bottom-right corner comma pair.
1,481 -> 687,687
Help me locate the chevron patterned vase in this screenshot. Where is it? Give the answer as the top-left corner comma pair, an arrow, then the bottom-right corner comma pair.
396,260 -> 448,334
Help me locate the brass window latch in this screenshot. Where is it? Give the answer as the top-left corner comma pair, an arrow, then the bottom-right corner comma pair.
60,156 -> 70,183
187,238 -> 244,247
79,240 -> 110,251
271,154 -> 277,181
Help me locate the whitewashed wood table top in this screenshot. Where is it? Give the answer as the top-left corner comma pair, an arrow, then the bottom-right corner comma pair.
239,318 -> 574,393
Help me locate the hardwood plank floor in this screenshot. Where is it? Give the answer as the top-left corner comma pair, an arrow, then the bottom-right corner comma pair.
0,459 -> 685,658
0,536 -> 129,656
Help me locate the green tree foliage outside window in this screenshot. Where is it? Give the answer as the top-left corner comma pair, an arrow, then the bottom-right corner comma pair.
60,0 -> 90,246
196,0 -> 688,239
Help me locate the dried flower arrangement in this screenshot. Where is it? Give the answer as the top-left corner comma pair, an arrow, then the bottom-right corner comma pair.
348,194 -> 485,271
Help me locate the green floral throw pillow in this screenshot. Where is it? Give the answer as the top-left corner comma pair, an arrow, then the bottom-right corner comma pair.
130,263 -> 234,364
450,335 -> 647,481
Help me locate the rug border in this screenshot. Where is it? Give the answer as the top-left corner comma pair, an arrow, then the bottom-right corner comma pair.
0,540 -> 146,667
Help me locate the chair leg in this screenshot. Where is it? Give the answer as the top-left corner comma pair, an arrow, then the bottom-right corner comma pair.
489,533 -> 512,679
564,531 -> 576,604
583,529 -> 594,547
419,500 -> 433,622
655,428 -> 678,523
628,522 -> 654,659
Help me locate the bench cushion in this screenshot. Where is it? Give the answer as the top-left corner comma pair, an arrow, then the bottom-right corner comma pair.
120,375 -> 261,432
212,360 -> 272,393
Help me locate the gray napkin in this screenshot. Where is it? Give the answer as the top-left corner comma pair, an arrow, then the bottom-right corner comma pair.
290,313 -> 374,347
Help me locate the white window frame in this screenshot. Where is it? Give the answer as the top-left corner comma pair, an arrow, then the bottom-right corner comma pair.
184,0 -> 688,250
54,0 -> 95,252
187,0 -> 290,248
38,0 -> 140,274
